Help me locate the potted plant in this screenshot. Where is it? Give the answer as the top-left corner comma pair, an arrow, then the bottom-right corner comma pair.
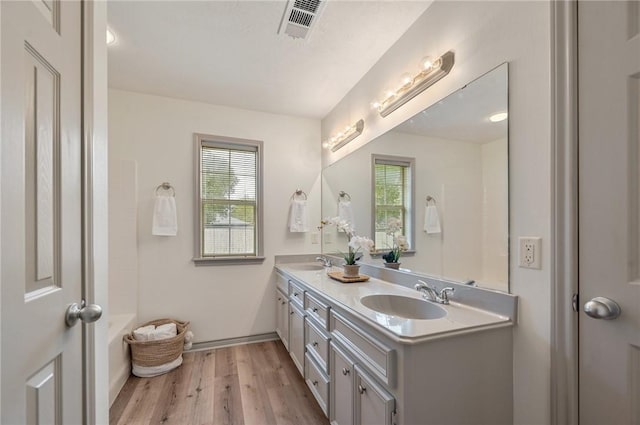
382,218 -> 409,269
321,217 -> 374,277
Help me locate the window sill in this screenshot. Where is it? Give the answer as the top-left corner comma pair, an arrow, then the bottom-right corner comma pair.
193,256 -> 266,266
369,250 -> 416,259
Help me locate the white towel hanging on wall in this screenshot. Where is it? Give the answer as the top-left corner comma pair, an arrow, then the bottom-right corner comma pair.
153,183 -> 178,236
289,199 -> 309,232
152,195 -> 178,236
338,200 -> 355,231
424,205 -> 441,234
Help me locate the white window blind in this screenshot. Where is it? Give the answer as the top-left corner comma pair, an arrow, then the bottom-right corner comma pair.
195,135 -> 263,262
373,156 -> 412,251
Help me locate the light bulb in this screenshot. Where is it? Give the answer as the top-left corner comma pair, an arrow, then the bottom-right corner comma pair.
399,73 -> 413,87
371,101 -> 381,110
106,28 -> 116,45
322,142 -> 330,149
489,112 -> 508,122
420,56 -> 434,70
384,89 -> 396,99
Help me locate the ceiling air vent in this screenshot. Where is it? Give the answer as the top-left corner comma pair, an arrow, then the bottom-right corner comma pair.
278,0 -> 326,40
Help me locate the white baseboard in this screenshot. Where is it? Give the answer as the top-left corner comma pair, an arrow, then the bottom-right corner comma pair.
188,332 -> 279,352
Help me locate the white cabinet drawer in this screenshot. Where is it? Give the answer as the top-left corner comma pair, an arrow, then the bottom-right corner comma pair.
330,311 -> 395,387
305,352 -> 329,417
304,292 -> 330,330
289,280 -> 305,308
305,318 -> 330,373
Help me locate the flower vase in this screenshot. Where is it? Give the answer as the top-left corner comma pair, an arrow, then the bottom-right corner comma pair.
384,262 -> 401,270
343,264 -> 360,278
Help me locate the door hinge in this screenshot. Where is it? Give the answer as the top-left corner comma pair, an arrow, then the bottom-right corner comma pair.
572,293 -> 579,312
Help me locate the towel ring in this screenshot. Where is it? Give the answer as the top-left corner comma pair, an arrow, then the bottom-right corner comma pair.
155,182 -> 175,197
338,191 -> 351,202
426,195 -> 436,205
291,189 -> 308,201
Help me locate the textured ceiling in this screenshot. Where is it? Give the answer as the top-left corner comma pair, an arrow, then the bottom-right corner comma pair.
107,1 -> 433,119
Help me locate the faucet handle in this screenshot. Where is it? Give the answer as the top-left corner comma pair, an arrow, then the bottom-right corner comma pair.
440,287 -> 455,303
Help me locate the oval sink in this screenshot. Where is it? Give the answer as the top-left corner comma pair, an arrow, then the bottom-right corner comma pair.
360,294 -> 447,320
286,263 -> 324,271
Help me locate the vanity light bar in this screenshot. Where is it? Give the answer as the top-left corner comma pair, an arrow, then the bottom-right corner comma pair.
324,119 -> 365,152
376,51 -> 455,118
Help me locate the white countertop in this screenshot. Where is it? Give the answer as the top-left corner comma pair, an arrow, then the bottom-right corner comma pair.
276,263 -> 513,344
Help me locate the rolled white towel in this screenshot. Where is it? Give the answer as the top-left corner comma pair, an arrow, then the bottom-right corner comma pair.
133,325 -> 156,341
150,323 -> 177,340
184,330 -> 194,350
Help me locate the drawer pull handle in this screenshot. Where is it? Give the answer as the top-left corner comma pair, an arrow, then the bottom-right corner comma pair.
358,384 -> 366,395
312,341 -> 318,347
342,367 -> 350,376
312,380 -> 318,386
281,301 -> 287,305
290,311 -> 294,315
294,292 -> 299,297
312,307 -> 318,313
277,297 -> 282,301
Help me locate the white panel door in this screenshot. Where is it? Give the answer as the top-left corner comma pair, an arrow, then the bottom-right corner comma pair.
578,1 -> 640,423
1,1 -> 84,423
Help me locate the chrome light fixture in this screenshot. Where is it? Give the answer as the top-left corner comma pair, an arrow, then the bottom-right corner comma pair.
323,119 -> 365,152
373,51 -> 455,117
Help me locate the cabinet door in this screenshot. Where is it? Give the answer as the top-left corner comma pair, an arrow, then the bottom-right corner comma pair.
276,289 -> 289,350
330,342 -> 355,425
355,366 -> 395,425
289,302 -> 306,376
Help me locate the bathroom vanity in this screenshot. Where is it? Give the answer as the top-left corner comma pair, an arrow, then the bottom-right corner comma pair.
275,262 -> 516,425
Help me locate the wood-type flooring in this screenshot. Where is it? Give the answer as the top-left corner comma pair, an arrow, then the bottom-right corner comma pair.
109,340 -> 328,425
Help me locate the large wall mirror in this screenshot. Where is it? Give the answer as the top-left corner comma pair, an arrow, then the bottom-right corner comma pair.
322,63 -> 509,292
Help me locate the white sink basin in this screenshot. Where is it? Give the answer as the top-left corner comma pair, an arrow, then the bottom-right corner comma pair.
286,263 -> 325,271
360,294 -> 447,320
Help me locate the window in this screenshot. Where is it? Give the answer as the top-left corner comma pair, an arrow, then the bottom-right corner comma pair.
372,155 -> 414,252
194,134 -> 264,264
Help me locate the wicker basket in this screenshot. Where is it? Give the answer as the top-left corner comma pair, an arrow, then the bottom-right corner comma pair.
124,318 -> 189,367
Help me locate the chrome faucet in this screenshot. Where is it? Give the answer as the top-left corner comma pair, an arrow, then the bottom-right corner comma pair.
415,280 -> 455,305
315,256 -> 332,267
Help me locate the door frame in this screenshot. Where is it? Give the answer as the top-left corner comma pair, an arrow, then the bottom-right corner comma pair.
551,1 -> 579,424
81,1 -> 109,423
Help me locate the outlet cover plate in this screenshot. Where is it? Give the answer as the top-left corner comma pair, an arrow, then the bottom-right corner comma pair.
519,237 -> 542,269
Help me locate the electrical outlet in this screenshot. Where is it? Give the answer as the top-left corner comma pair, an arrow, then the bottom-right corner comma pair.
310,232 -> 320,245
519,237 -> 541,269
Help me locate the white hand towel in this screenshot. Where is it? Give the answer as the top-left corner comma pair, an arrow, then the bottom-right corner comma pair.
289,199 -> 309,232
338,201 -> 354,231
424,205 -> 442,234
133,325 -> 156,341
152,195 -> 178,236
